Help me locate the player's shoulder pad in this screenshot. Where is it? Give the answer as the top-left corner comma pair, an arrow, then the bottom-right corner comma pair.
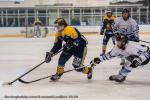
129,17 -> 137,23
63,26 -> 78,39
54,32 -> 61,37
111,16 -> 116,20
114,17 -> 122,22
103,16 -> 108,20
64,26 -> 74,30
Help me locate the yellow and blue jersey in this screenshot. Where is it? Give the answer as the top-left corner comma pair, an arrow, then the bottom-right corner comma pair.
101,15 -> 116,31
50,26 -> 87,54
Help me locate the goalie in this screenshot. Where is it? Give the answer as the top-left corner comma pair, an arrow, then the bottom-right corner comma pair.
90,32 -> 150,82
45,18 -> 92,81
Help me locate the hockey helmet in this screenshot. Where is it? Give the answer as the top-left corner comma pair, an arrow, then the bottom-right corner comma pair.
122,8 -> 130,17
122,8 -> 130,14
54,18 -> 68,27
115,31 -> 128,44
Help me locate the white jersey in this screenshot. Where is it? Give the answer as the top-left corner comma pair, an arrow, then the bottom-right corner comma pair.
99,41 -> 149,62
113,17 -> 139,36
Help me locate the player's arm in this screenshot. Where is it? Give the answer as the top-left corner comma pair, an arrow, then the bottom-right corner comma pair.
131,19 -> 139,34
45,35 -> 63,63
112,17 -> 119,34
110,16 -> 116,29
100,17 -> 107,35
50,36 -> 63,54
131,19 -> 139,41
90,47 -> 118,66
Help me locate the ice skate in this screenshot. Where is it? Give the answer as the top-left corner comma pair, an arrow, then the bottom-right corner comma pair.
109,74 -> 126,82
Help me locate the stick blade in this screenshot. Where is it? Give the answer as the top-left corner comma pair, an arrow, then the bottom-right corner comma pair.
2,82 -> 12,85
18,78 -> 30,84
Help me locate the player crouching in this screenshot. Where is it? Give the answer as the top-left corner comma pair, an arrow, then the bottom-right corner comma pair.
90,32 -> 150,82
45,18 -> 92,81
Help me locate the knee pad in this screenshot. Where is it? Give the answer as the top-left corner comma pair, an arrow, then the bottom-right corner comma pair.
126,55 -> 142,68
72,56 -> 81,66
72,56 -> 82,72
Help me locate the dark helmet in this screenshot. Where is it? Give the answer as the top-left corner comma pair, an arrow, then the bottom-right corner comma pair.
122,8 -> 130,17
54,18 -> 68,27
122,8 -> 130,14
115,31 -> 128,44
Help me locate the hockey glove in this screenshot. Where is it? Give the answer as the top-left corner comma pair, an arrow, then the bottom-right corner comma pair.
90,57 -> 101,67
45,52 -> 53,63
128,33 -> 139,42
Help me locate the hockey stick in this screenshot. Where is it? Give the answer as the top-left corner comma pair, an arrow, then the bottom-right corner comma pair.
2,61 -> 46,85
3,49 -> 63,85
18,68 -> 76,84
18,65 -> 94,84
139,40 -> 150,44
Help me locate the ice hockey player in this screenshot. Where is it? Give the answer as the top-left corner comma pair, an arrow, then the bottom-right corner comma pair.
33,18 -> 42,38
45,18 -> 92,81
113,8 -> 139,42
113,8 -> 140,65
90,32 -> 150,82
100,9 -> 116,54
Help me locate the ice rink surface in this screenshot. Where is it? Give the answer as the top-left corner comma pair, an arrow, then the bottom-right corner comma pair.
0,34 -> 150,100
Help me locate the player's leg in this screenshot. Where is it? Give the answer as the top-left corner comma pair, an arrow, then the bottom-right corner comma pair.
102,33 -> 110,54
109,55 -> 135,82
51,50 -> 73,81
109,66 -> 129,82
73,46 -> 93,79
109,55 -> 150,82
111,34 -> 116,45
120,56 -> 126,65
72,46 -> 87,73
